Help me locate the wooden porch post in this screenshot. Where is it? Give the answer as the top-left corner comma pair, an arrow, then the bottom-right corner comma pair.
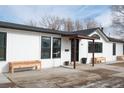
92,39 -> 95,67
73,38 -> 76,69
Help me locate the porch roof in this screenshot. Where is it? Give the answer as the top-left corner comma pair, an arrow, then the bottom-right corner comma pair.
70,35 -> 95,69
63,34 -> 95,40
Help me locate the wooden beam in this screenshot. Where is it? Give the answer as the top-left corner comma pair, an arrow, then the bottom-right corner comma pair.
92,39 -> 95,67
64,35 -> 95,40
73,38 -> 76,69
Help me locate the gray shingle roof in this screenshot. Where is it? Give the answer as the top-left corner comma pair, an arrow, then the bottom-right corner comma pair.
0,21 -> 73,36
107,37 -> 124,43
0,21 -> 124,43
73,27 -> 124,43
72,28 -> 99,36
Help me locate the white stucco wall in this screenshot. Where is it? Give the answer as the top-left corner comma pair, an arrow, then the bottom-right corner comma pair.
0,27 -> 71,72
0,27 -> 123,73
79,30 -> 124,64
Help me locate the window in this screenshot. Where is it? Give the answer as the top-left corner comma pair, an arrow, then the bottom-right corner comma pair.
41,36 -> 51,59
123,44 -> 124,55
88,42 -> 102,53
0,32 -> 6,61
53,38 -> 61,58
113,43 -> 116,55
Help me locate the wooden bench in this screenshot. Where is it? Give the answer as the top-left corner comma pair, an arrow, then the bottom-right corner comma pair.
117,56 -> 124,61
9,60 -> 41,73
93,57 -> 106,64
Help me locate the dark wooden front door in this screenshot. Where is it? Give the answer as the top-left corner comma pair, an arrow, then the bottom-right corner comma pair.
71,39 -> 79,61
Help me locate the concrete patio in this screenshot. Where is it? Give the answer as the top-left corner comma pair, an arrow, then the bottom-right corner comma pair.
1,62 -> 124,88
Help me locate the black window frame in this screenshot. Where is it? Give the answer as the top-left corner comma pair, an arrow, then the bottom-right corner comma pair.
52,37 -> 61,58
0,32 -> 7,61
88,42 -> 103,53
123,43 -> 124,55
113,43 -> 116,55
41,36 -> 51,59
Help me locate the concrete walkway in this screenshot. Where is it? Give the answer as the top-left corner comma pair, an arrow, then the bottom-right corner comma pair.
95,64 -> 124,73
0,73 -> 10,83
0,73 -> 15,88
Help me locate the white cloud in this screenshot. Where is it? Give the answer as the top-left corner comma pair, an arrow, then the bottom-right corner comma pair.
1,6 -> 113,34
94,10 -> 121,38
95,10 -> 112,27
7,6 -> 44,23
6,6 -> 77,24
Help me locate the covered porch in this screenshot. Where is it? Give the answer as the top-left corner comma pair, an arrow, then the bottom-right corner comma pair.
62,34 -> 95,69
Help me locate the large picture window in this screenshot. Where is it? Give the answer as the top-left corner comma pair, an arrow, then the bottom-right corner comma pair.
88,42 -> 102,53
113,43 -> 116,55
41,36 -> 51,59
0,32 -> 6,61
53,38 -> 61,58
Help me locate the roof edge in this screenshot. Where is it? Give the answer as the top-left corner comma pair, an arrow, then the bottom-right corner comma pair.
107,37 -> 124,43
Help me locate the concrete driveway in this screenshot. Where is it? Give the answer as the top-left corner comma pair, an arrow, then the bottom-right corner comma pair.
4,62 -> 124,88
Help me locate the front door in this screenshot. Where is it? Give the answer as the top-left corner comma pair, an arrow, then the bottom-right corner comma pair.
71,39 -> 79,62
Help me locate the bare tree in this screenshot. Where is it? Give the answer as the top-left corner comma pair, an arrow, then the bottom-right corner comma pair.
63,18 -> 85,31
26,15 -> 101,32
74,19 -> 83,31
38,15 -> 64,30
111,5 -> 124,36
34,16 -> 84,32
63,18 -> 75,32
25,20 -> 37,27
84,18 -> 99,29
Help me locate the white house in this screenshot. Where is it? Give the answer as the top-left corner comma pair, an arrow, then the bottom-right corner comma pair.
0,21 -> 124,73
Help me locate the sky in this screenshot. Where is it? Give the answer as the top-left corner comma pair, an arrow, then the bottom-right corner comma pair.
0,5 -> 113,35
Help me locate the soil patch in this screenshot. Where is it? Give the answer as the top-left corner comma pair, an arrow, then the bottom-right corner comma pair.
82,77 -> 124,88
6,67 -> 100,88
81,69 -> 124,88
84,68 -> 118,78
6,67 -> 123,88
0,83 -> 16,88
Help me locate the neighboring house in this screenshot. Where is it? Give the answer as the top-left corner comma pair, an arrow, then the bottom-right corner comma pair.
0,21 -> 124,72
